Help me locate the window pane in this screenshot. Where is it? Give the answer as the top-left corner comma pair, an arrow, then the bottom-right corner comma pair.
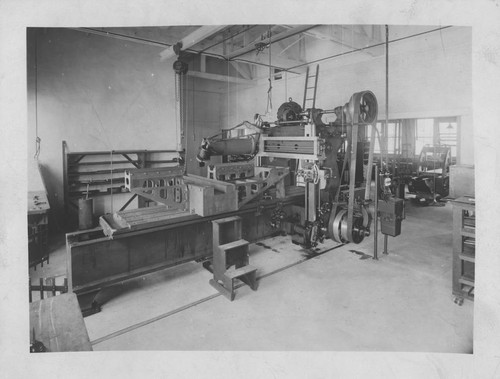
415,118 -> 434,154
438,121 -> 457,159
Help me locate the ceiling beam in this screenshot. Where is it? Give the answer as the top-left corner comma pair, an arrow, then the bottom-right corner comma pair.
187,70 -> 253,85
160,25 -> 228,61
287,25 -> 384,57
225,25 -> 318,60
242,50 -> 307,74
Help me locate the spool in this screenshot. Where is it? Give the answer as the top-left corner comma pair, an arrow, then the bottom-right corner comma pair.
78,198 -> 94,230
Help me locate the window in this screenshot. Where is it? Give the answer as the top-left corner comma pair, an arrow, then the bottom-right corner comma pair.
415,118 -> 434,154
437,119 -> 457,158
366,117 -> 458,160
367,120 -> 401,154
414,117 -> 457,160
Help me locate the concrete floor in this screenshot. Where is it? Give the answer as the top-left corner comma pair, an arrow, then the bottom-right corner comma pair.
29,199 -> 473,352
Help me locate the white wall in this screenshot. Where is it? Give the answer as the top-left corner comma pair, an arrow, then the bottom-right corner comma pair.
27,28 -> 226,223
28,26 -> 473,225
223,26 -> 473,164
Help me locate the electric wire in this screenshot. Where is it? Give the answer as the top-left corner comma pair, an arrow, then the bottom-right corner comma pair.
34,33 -> 40,160
77,26 -> 452,75
196,25 -> 258,54
228,25 -> 319,60
79,28 -> 172,48
286,26 -> 453,71
266,26 -> 273,115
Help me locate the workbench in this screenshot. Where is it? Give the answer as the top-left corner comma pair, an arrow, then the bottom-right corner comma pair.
29,293 -> 92,352
66,186 -> 304,316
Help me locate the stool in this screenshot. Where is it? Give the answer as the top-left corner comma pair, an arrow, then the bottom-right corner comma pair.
209,216 -> 258,301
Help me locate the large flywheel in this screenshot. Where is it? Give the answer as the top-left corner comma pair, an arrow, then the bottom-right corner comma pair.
348,90 -> 378,124
328,207 -> 370,244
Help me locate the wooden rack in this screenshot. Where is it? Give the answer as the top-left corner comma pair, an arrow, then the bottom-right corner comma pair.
451,196 -> 475,303
63,141 -> 182,218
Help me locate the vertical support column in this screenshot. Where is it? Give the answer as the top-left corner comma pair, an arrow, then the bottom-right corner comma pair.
373,164 -> 379,260
384,24 -> 389,171
174,71 -> 183,152
305,181 -> 317,222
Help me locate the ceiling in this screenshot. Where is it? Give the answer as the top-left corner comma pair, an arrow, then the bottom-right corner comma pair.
78,25 -> 445,81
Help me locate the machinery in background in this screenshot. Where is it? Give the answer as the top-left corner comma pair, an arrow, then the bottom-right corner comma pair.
196,90 -> 380,248
407,145 -> 451,204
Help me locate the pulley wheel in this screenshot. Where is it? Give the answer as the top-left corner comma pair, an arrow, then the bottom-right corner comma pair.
328,209 -> 367,244
329,209 -> 348,243
348,91 -> 378,124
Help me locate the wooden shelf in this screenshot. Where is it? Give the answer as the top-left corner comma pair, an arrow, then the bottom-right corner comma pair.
461,228 -> 475,238
67,168 -> 129,176
63,141 -> 182,219
451,196 -> 475,302
68,160 -> 140,166
459,251 -> 475,263
459,274 -> 475,287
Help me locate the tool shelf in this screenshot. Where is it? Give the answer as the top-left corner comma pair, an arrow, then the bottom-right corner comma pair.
451,196 -> 475,303
63,141 -> 182,221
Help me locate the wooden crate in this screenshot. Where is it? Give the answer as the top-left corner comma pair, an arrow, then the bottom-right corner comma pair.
185,174 -> 238,216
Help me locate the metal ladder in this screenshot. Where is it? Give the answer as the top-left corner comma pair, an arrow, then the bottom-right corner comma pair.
302,65 -> 319,110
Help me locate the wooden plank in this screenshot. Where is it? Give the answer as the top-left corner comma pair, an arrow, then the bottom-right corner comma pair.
184,174 -> 236,193
461,229 -> 475,238
219,239 -> 249,252
459,252 -> 475,263
67,149 -> 178,155
119,210 -> 192,225
29,293 -> 92,352
69,223 -> 212,294
212,216 -> 242,225
117,206 -> 181,221
226,265 -> 257,279
126,212 -> 193,226
459,275 -> 474,287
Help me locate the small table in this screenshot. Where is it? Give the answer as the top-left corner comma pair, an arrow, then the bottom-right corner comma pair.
30,293 -> 92,352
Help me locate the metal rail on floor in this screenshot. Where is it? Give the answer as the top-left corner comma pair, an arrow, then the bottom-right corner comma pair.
90,243 -> 344,346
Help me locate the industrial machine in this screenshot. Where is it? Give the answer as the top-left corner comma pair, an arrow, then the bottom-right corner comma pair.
196,90 -> 379,248
65,66 -> 404,315
408,145 -> 451,204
